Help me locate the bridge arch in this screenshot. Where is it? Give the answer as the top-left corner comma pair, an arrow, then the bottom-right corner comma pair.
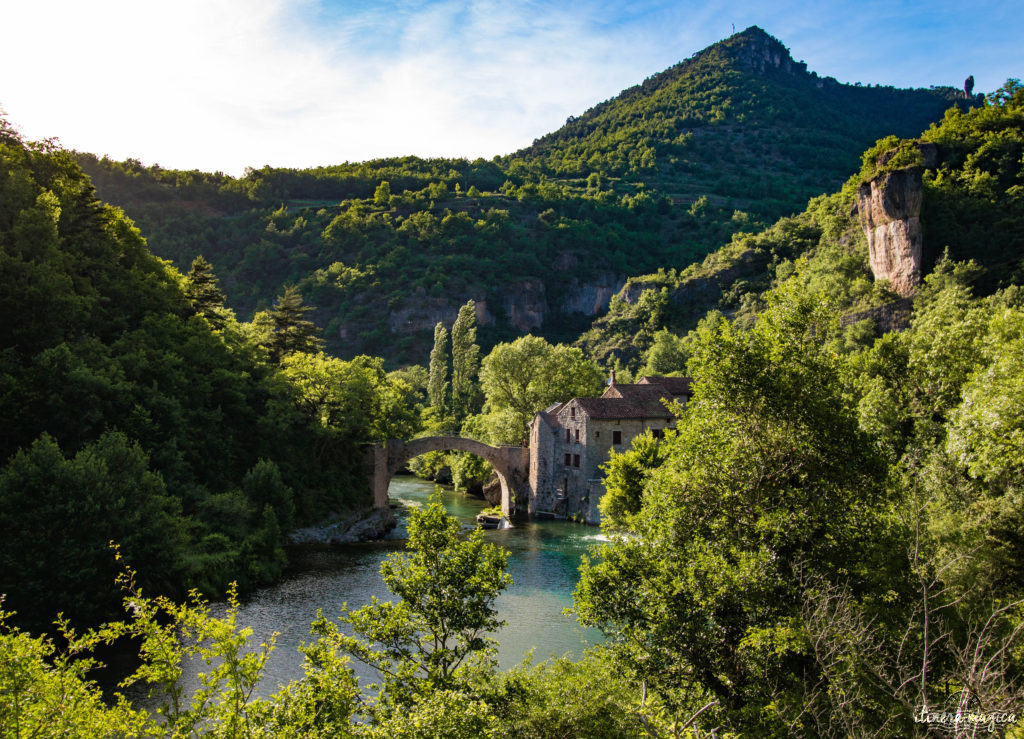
367,437 -> 530,520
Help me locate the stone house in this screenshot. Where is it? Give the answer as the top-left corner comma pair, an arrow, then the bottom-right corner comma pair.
527,374 -> 692,524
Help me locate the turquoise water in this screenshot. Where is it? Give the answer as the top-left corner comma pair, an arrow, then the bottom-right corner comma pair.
161,476 -> 605,698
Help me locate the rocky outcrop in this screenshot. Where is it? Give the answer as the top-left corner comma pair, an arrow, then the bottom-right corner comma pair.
481,475 -> 502,506
499,279 -> 547,331
616,249 -> 759,307
840,297 -> 913,334
857,167 -> 925,297
561,273 -> 625,315
289,507 -> 396,546
377,274 -> 624,339
730,27 -> 808,77
387,293 -> 475,334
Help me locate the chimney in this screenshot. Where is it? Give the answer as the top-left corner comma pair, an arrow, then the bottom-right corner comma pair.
609,369 -> 616,386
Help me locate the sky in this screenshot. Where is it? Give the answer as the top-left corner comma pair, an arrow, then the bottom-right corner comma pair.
2,0 -> 1020,175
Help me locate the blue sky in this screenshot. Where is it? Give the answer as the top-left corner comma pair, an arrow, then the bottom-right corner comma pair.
2,0 -> 1020,175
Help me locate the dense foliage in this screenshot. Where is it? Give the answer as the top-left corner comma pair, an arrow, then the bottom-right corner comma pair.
574,265 -> 1024,735
509,27 -> 966,217
0,123 -> 418,634
583,78 -> 1023,371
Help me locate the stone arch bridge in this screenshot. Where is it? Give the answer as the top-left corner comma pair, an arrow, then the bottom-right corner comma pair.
366,437 -> 530,520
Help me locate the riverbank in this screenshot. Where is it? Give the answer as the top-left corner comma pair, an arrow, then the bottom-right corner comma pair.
288,506 -> 397,546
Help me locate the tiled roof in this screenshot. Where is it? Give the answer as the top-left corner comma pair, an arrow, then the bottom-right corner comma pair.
536,409 -> 560,429
603,383 -> 669,403
573,396 -> 673,420
639,375 -> 693,396
547,376 -> 692,424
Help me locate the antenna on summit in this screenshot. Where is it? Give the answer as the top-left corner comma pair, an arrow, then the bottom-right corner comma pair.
732,23 -> 735,33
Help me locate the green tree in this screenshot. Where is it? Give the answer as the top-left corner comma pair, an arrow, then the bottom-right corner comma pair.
184,255 -> 227,328
266,286 -> 324,360
450,300 -> 481,420
0,433 -> 187,633
326,492 -> 511,708
242,459 -> 296,532
478,335 -> 604,444
489,648 -> 648,738
642,329 -> 689,376
427,322 -> 450,413
598,430 -> 669,529
277,352 -> 420,443
374,180 -> 392,206
574,283 -> 894,734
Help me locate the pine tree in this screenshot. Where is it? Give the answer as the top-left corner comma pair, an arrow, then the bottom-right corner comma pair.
450,300 -> 481,420
427,322 -> 449,412
267,286 -> 323,360
184,255 -> 226,328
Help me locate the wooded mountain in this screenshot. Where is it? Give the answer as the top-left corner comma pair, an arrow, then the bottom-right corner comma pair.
583,79 -> 1024,371
76,27 -> 966,366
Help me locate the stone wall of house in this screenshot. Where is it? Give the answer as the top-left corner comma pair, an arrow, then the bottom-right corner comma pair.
528,416 -> 560,516
528,402 -> 674,525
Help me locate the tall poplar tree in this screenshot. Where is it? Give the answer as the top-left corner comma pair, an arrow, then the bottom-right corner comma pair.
427,322 -> 449,413
450,300 -> 481,420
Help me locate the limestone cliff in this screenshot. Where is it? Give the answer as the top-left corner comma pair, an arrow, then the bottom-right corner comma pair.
857,166 -> 925,297
368,274 -> 625,350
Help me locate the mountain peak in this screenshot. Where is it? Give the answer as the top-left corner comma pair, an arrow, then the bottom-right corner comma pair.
712,25 -> 799,75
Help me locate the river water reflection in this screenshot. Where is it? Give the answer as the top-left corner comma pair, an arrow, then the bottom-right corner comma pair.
168,476 -> 605,698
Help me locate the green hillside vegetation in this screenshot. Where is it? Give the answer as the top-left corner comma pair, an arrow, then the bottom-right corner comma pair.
75,152 -> 747,364
506,26 -> 967,218
0,121 -> 419,635
75,27 -> 965,367
574,267 -> 1024,733
583,78 -> 1024,371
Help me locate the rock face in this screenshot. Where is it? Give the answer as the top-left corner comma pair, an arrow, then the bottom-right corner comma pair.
561,273 -> 624,315
289,507 -> 396,546
857,167 -> 925,297
840,297 -> 913,334
500,279 -> 547,331
377,274 -> 625,338
729,26 -> 808,77
481,475 -> 502,506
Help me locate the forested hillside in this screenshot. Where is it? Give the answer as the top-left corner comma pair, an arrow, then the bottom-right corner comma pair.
0,121 -> 420,635
508,27 -> 968,218
582,78 -> 1024,370
76,27 -> 965,366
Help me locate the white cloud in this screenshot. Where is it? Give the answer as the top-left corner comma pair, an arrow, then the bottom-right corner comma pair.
1,0 -> 661,174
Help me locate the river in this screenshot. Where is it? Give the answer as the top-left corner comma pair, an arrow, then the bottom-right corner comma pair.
155,475 -> 605,700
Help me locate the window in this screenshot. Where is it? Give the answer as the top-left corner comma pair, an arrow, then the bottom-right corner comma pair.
564,453 -> 572,466
574,429 -> 580,443
570,406 -> 576,418
613,430 -> 622,445
565,429 -> 571,443
573,454 -> 580,467
652,428 -> 663,440
595,431 -> 600,438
